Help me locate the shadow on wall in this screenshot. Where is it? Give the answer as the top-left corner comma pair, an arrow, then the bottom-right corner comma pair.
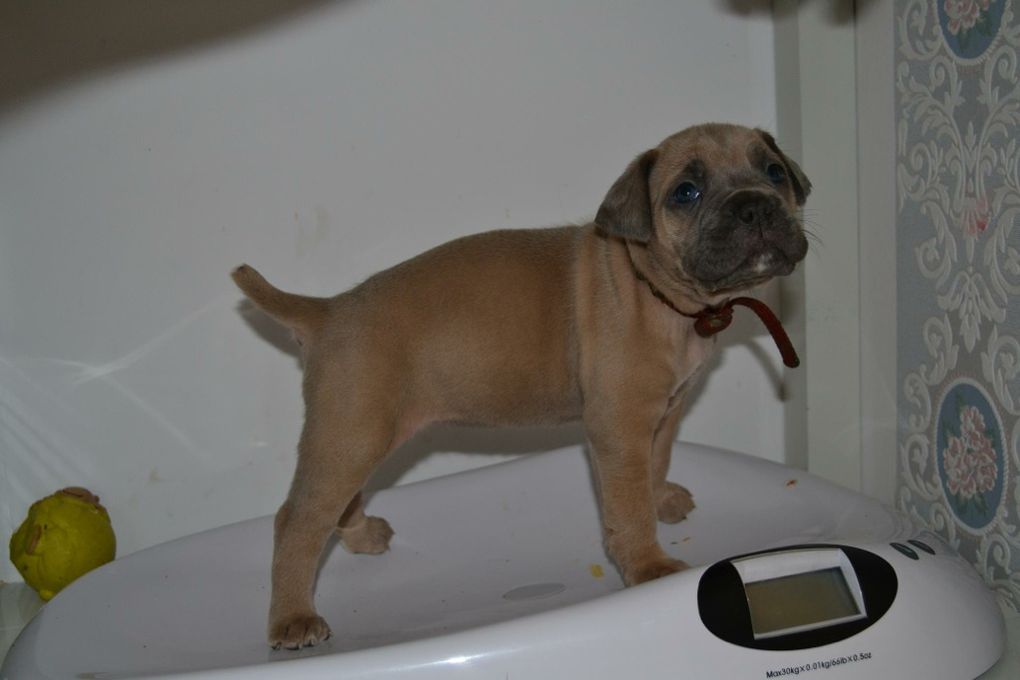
0,0 -> 345,114
367,423 -> 589,492
719,0 -> 875,23
2,0 -> 875,116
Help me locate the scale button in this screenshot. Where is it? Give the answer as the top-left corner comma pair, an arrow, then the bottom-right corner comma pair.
890,542 -> 919,560
908,539 -> 936,555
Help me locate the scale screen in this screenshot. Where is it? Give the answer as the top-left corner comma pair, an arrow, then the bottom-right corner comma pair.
732,548 -> 868,640
744,567 -> 861,637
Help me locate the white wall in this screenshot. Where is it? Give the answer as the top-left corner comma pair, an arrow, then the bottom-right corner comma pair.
0,0 -> 782,581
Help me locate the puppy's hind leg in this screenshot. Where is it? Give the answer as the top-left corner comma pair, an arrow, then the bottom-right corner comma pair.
336,492 -> 394,555
268,395 -> 396,650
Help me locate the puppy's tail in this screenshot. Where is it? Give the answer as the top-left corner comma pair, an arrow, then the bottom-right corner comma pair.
231,264 -> 329,338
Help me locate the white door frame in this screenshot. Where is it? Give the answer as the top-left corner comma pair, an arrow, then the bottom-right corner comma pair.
774,0 -> 897,502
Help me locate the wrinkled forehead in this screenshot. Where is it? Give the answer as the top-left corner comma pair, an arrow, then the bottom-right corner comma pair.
650,125 -> 773,195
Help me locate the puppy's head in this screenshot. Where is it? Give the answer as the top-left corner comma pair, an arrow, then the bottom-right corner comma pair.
595,124 -> 810,299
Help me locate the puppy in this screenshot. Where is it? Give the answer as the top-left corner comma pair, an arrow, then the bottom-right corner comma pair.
232,123 -> 810,649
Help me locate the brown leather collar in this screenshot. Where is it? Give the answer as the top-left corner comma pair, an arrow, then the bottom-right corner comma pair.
630,263 -> 801,368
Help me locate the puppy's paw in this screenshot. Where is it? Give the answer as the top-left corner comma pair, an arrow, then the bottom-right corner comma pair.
624,556 -> 690,586
657,482 -> 695,523
269,613 -> 332,650
338,515 -> 394,555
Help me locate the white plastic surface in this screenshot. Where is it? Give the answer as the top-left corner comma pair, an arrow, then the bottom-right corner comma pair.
2,442 -> 1004,679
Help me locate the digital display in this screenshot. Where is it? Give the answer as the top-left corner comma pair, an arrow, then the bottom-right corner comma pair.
744,567 -> 861,637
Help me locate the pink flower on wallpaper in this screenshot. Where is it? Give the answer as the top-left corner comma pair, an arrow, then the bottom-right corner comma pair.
960,404 -> 985,441
944,0 -> 994,35
943,405 -> 998,499
959,193 -> 990,235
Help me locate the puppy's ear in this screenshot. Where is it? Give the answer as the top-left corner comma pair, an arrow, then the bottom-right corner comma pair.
595,148 -> 658,243
758,130 -> 812,206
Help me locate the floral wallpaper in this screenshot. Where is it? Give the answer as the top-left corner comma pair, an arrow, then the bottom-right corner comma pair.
897,0 -> 1020,609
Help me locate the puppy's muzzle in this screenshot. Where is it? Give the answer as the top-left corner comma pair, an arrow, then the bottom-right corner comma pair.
686,190 -> 806,289
728,189 -> 780,233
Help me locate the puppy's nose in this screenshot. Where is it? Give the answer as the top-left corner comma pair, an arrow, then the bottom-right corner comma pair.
737,204 -> 758,225
730,191 -> 777,228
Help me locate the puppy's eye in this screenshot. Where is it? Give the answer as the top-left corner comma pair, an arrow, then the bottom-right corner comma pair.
766,163 -> 787,184
672,182 -> 701,205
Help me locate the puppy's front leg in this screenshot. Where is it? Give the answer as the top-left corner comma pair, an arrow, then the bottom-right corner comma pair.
586,412 -> 688,585
651,400 -> 696,524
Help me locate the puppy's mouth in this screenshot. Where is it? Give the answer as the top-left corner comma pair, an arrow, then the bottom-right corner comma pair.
694,251 -> 784,293
745,246 -> 798,278
684,228 -> 808,294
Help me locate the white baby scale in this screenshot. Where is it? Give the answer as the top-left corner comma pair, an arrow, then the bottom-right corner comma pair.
2,442 -> 1006,679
